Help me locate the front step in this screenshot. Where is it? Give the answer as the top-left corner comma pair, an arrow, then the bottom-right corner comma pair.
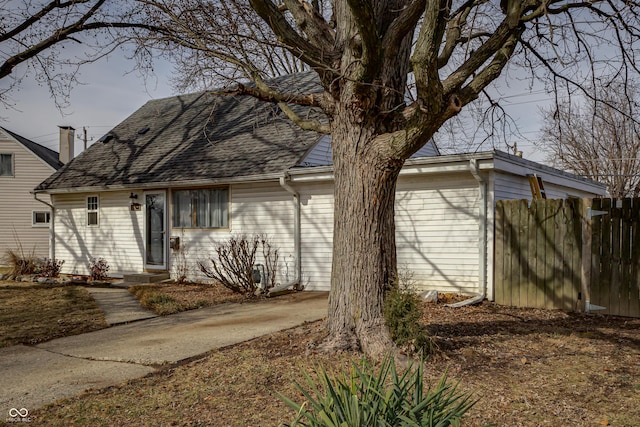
122,272 -> 171,284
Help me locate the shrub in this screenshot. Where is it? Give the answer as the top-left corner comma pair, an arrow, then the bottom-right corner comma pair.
3,248 -> 39,278
197,234 -> 279,295
384,280 -> 433,356
39,258 -> 65,278
279,356 -> 478,427
171,230 -> 192,285
88,257 -> 109,281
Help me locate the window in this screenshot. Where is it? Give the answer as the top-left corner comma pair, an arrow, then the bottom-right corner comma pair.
0,153 -> 13,176
87,196 -> 99,226
32,211 -> 51,227
172,188 -> 228,228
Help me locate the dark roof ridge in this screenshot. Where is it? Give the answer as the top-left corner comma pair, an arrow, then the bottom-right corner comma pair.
0,126 -> 63,170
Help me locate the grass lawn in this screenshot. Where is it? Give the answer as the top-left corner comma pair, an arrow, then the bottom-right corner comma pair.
0,282 -> 108,347
28,297 -> 640,427
129,282 -> 249,315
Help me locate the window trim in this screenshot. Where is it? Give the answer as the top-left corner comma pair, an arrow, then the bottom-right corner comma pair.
0,153 -> 14,177
171,186 -> 230,230
32,211 -> 51,227
87,195 -> 99,227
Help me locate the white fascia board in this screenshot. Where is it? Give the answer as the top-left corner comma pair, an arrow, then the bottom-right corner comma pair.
36,173 -> 284,194
288,153 -> 497,183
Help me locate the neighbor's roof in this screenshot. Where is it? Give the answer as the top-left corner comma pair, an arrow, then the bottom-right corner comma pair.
36,72 -> 324,192
1,127 -> 63,171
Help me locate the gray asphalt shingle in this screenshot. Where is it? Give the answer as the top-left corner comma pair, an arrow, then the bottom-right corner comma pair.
36,72 -> 324,191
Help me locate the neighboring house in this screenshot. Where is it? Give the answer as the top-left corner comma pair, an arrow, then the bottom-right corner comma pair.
0,126 -> 72,261
34,73 -> 606,299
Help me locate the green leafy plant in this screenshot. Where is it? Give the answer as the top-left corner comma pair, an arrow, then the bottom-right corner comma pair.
279,356 -> 478,427
88,257 -> 109,281
384,283 -> 432,355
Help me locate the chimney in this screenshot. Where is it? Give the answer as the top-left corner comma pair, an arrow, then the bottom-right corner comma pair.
58,126 -> 75,164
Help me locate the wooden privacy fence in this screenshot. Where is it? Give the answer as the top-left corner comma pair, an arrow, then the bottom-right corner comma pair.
495,198 -> 640,317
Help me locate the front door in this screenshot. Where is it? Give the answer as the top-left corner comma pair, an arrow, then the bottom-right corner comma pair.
145,191 -> 166,270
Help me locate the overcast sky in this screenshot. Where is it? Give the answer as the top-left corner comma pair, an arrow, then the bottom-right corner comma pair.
1,54 -> 175,157
1,52 -> 553,162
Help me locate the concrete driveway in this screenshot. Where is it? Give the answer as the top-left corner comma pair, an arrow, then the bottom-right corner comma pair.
0,291 -> 327,415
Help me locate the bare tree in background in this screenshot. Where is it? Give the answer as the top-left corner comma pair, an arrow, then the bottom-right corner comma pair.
0,0 -> 158,108
541,83 -> 640,198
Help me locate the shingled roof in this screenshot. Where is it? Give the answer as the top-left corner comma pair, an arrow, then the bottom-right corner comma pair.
36,72 -> 324,192
1,127 -> 63,171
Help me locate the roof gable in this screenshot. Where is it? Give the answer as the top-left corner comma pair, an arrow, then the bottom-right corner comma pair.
0,127 -> 63,171
37,72 -> 325,191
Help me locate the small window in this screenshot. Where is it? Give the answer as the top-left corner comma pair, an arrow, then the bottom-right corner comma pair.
0,153 -> 13,176
172,188 -> 228,229
32,211 -> 51,227
87,196 -> 99,226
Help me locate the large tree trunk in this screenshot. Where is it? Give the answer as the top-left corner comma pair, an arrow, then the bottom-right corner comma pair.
325,104 -> 404,358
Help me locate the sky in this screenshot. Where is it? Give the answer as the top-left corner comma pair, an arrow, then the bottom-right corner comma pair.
1,54 -> 175,157
0,51 -> 554,162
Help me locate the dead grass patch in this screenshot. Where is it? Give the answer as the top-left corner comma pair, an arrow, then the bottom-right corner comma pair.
0,282 -> 108,347
129,282 -> 247,315
30,299 -> 640,426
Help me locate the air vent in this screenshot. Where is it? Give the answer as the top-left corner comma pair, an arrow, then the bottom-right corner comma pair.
98,133 -> 113,143
137,126 -> 150,135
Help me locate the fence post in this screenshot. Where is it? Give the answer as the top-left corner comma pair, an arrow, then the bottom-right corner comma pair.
579,198 -> 593,313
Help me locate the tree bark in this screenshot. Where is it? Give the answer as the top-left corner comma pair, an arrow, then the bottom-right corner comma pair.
324,102 -> 404,358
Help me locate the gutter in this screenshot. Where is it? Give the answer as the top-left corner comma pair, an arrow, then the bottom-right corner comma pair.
32,193 -> 55,260
448,159 -> 489,306
270,173 -> 302,295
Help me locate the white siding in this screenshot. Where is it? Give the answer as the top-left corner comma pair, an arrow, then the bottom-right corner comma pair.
493,170 -> 606,201
298,182 -> 334,290
0,135 -> 56,262
169,182 -> 297,283
396,174 -> 480,294
296,174 -> 482,294
53,191 -> 145,276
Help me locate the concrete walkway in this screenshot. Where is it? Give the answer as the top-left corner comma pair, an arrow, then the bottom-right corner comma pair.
85,287 -> 158,325
0,291 -> 328,414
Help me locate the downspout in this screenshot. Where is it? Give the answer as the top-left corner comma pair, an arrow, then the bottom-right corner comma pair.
469,159 -> 488,299
444,160 -> 488,308
270,173 -> 301,295
32,193 -> 55,260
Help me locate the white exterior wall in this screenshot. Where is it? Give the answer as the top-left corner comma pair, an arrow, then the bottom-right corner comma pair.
395,174 -> 481,294
298,181 -> 334,290
172,182 -> 297,284
53,191 -> 145,276
0,132 -> 56,261
296,173 -> 483,294
493,172 -> 603,201
53,183 -> 298,282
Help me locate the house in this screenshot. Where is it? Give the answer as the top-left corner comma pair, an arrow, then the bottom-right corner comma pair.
0,126 -> 72,261
34,73 -> 606,299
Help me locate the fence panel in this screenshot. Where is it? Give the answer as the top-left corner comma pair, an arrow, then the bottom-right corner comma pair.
590,198 -> 640,317
495,197 -> 640,317
494,199 -> 582,311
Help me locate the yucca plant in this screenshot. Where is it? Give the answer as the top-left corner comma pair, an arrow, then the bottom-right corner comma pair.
279,356 -> 479,427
